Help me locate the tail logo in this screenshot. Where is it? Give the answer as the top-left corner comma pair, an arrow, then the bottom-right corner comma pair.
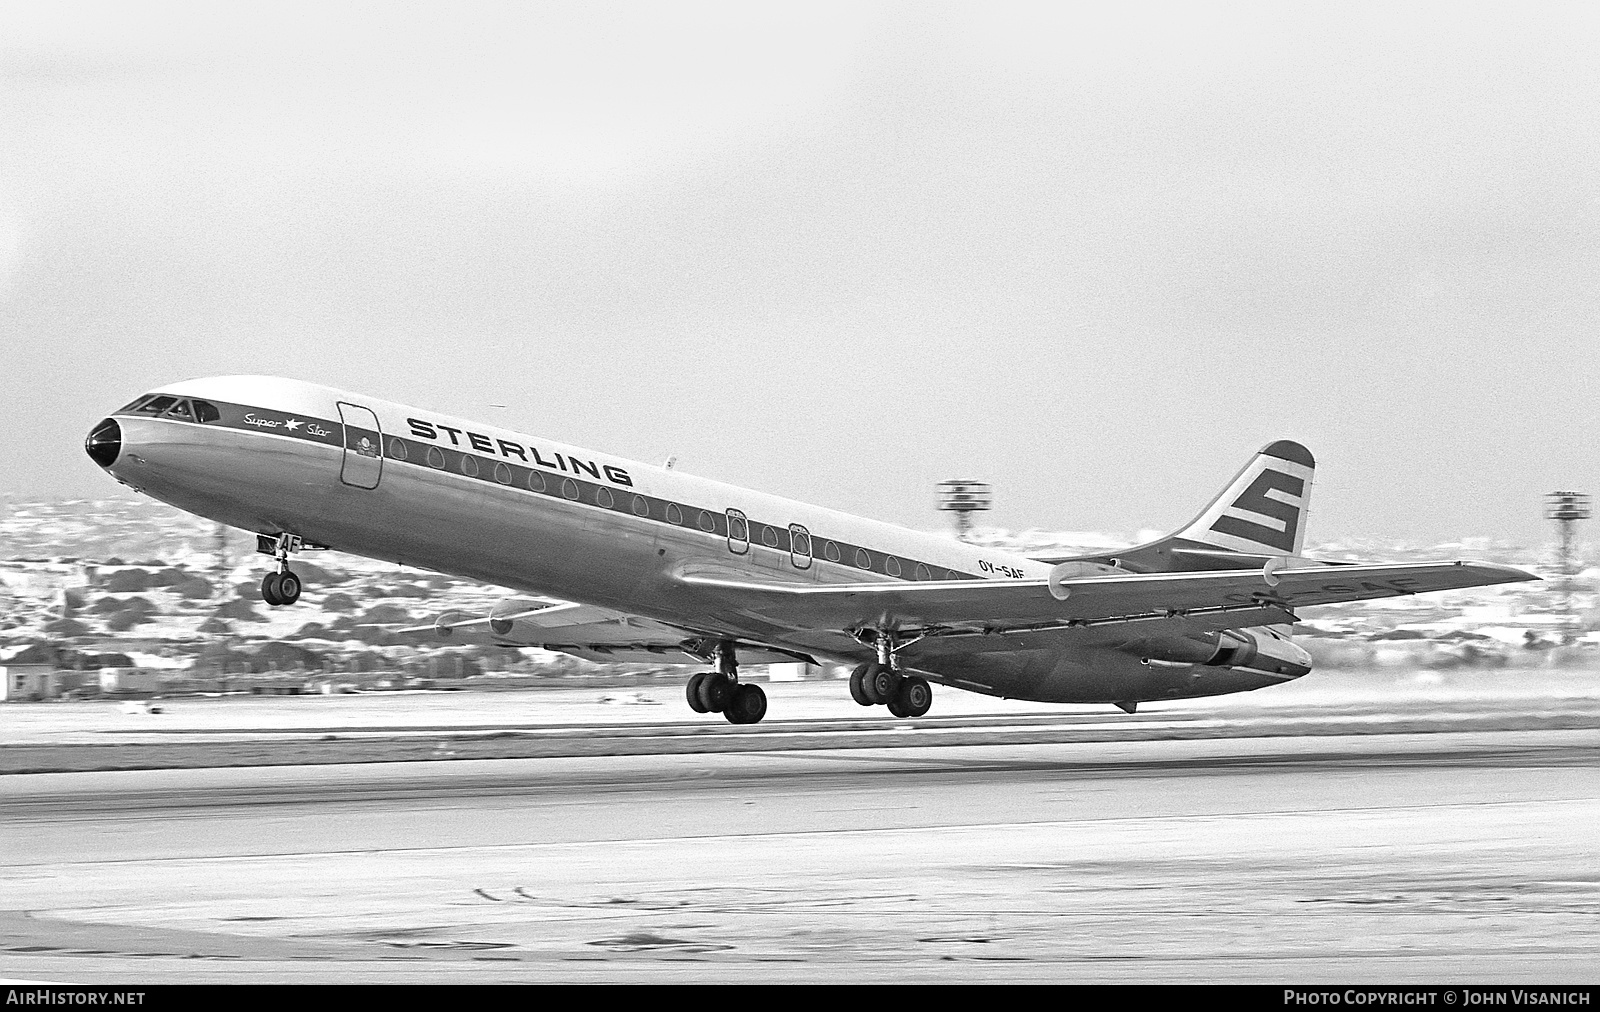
1209,469 -> 1303,553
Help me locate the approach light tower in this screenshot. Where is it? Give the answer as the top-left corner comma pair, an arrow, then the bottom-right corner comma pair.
1545,491 -> 1590,641
938,480 -> 992,543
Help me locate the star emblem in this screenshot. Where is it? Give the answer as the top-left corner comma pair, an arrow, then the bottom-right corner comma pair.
283,418 -> 303,431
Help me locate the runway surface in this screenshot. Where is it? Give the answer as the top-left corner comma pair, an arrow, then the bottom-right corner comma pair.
6,671 -> 1600,773
3,710 -> 1598,982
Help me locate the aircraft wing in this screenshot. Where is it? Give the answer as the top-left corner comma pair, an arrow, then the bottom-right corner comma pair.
386,601 -> 645,637
393,600 -> 812,666
679,561 -> 1536,635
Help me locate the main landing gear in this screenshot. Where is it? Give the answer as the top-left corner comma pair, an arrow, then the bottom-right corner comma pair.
685,642 -> 767,725
259,533 -> 304,607
849,663 -> 933,717
848,631 -> 932,718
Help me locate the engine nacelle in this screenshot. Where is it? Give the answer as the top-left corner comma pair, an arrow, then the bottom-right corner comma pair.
1202,628 -> 1311,678
1127,628 -> 1311,679
488,597 -> 549,639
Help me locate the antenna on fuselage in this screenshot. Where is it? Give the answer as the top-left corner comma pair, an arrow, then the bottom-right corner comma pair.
663,456 -> 677,470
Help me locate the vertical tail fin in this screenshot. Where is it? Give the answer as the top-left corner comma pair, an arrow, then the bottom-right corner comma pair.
1174,440 -> 1315,557
1034,440 -> 1316,573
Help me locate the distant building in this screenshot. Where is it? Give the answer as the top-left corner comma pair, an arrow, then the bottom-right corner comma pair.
98,668 -> 163,694
0,665 -> 58,702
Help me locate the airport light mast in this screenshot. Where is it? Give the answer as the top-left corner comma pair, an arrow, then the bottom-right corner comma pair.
1545,491 -> 1590,642
938,480 -> 992,543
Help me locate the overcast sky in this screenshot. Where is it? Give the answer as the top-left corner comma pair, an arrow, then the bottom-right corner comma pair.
2,1 -> 1597,547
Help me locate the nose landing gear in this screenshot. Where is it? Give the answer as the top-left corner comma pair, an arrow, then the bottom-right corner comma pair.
259,533 -> 306,606
261,570 -> 301,607
684,642 -> 768,724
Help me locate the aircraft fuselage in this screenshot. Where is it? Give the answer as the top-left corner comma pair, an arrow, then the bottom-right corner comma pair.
87,375 -> 1306,705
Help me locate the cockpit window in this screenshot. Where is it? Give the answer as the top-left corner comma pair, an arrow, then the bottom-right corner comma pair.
192,400 -> 220,423
118,395 -> 152,413
164,400 -> 194,422
136,396 -> 176,415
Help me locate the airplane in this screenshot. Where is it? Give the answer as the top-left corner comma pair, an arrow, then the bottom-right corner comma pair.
84,376 -> 1535,724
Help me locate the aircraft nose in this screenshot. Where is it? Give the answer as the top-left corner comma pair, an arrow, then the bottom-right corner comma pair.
85,417 -> 121,468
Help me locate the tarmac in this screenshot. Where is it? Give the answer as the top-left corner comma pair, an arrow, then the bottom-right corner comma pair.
2,672 -> 1597,983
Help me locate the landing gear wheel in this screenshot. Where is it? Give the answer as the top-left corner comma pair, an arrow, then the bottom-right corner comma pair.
686,672 -> 710,713
724,683 -> 767,725
260,572 -> 283,606
869,664 -> 902,705
892,675 -> 932,718
275,570 -> 302,605
697,672 -> 732,713
858,662 -> 885,704
848,664 -> 875,706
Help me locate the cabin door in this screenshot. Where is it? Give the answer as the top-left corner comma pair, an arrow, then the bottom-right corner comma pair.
336,402 -> 384,489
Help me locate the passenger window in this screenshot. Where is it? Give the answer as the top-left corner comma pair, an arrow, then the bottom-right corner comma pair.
461,456 -> 479,477
596,487 -> 614,508
427,447 -> 446,469
632,495 -> 650,517
886,557 -> 902,577
494,462 -> 512,484
667,503 -> 683,524
698,510 -> 715,532
390,439 -> 409,462
761,525 -> 779,548
192,400 -> 221,423
528,470 -> 546,492
824,541 -> 841,563
562,478 -> 580,500
914,563 -> 931,581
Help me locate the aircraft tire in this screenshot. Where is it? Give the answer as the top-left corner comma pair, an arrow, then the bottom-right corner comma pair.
698,673 -> 732,713
859,662 -> 885,704
724,683 -> 766,725
895,675 -> 932,718
848,664 -> 874,706
260,572 -> 283,606
686,672 -> 710,713
276,571 -> 302,605
869,665 -> 901,705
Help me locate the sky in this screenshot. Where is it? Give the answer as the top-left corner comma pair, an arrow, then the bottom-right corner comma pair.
1,1 -> 1597,547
